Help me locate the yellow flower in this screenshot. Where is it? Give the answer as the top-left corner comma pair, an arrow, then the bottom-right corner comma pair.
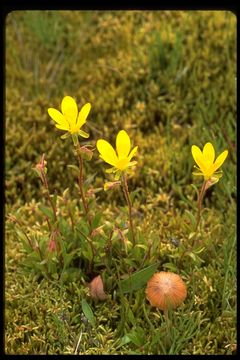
191,142 -> 228,181
48,96 -> 91,139
96,130 -> 138,179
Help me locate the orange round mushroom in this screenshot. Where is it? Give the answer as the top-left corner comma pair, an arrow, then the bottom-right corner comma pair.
146,272 -> 187,311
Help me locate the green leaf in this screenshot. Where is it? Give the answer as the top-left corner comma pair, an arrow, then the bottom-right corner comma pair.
67,164 -> 79,174
71,133 -> 78,146
61,132 -> 71,140
187,251 -> 196,261
190,183 -> 199,198
127,328 -> 146,347
116,335 -> 131,349
119,263 -> 158,293
162,262 -> 178,272
32,167 -> 41,178
47,259 -> 58,275
59,217 -> 70,234
62,249 -> 78,269
92,212 -> 102,229
127,307 -> 136,327
38,205 -> 54,221
21,239 -> 34,253
81,299 -> 96,326
16,230 -> 36,254
76,220 -> 90,237
82,248 -> 93,262
185,210 -> 196,227
187,252 -> 205,264
193,246 -> 205,254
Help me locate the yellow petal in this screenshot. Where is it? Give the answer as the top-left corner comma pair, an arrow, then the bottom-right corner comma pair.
128,146 -> 138,161
116,130 -> 131,158
77,103 -> 91,129
97,139 -> 118,166
210,150 -> 228,174
55,123 -> 70,131
191,145 -> 207,173
202,142 -> 215,167
61,96 -> 78,127
48,108 -> 69,127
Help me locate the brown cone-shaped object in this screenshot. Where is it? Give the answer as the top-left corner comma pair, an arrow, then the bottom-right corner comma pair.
89,275 -> 107,300
146,272 -> 187,311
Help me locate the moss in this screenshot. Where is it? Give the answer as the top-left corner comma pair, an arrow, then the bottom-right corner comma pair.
5,10 -> 236,354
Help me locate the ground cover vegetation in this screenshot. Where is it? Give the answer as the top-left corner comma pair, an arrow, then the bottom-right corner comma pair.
5,10 -> 236,355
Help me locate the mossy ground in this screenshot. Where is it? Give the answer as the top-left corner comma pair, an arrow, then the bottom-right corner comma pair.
5,10 -> 236,354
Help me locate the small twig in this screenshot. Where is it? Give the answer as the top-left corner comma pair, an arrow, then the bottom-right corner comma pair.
74,330 -> 83,354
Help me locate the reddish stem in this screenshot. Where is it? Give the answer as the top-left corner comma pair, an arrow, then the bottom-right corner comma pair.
195,180 -> 208,233
122,172 -> 136,247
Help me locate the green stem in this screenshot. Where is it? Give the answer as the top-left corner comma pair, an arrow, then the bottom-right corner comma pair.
164,309 -> 171,351
122,172 -> 136,247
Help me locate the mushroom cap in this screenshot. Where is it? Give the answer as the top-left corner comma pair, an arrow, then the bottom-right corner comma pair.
89,275 -> 107,300
146,272 -> 187,310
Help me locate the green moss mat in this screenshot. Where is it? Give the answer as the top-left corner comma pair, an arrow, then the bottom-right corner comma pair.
5,10 -> 236,354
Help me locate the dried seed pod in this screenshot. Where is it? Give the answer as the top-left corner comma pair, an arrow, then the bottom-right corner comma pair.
146,272 -> 187,311
89,275 -> 107,300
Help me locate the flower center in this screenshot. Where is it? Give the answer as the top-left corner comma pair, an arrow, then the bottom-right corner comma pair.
69,124 -> 78,134
116,158 -> 129,170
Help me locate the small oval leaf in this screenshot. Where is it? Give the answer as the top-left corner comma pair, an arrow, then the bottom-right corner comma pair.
119,263 -> 158,293
81,298 -> 95,326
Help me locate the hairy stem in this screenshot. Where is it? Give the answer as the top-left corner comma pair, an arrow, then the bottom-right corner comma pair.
122,172 -> 136,247
41,171 -> 57,224
39,159 -> 64,267
75,142 -> 94,270
76,143 -> 90,225
195,180 -> 208,233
